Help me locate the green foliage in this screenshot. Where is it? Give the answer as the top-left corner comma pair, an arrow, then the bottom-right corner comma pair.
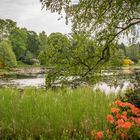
0,19 -> 16,41
39,32 -> 72,87
22,51 -> 34,65
0,87 -> 115,139
0,41 -> 17,67
41,0 -> 140,65
0,59 -> 5,68
9,28 -> 28,60
44,33 -> 113,88
107,44 -> 123,68
45,32 -> 71,66
120,72 -> 140,108
38,50 -> 48,65
126,43 -> 140,63
27,31 -> 40,56
39,31 -> 48,51
41,0 -> 140,39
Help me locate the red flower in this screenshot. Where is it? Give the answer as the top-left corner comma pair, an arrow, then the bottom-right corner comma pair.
131,117 -> 140,126
115,100 -> 124,107
121,122 -> 133,129
111,108 -> 120,114
117,119 -> 124,128
123,102 -> 133,108
120,115 -> 128,121
96,131 -> 103,140
107,115 -> 114,123
131,106 -> 140,116
116,113 -> 122,119
122,111 -> 127,116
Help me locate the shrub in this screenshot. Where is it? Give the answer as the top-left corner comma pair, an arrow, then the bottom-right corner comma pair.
123,59 -> 133,65
91,100 -> 140,140
0,41 -> 17,67
120,72 -> 140,108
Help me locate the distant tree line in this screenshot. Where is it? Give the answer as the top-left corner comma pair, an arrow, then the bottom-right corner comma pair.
0,19 -> 48,67
0,18 -> 140,86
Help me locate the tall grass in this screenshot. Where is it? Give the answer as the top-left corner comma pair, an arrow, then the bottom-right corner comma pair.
0,87 -> 117,139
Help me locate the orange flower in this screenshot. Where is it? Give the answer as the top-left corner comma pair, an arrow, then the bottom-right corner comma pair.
115,100 -> 124,107
131,106 -> 140,116
115,100 -> 127,107
111,108 -> 120,114
107,115 -> 114,123
122,111 -> 127,116
123,102 -> 133,108
121,122 -> 133,129
117,119 -> 124,128
120,115 -> 127,121
131,117 -> 140,126
116,113 -> 122,119
96,131 -> 103,140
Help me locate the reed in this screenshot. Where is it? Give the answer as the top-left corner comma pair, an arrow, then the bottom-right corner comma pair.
0,87 -> 117,139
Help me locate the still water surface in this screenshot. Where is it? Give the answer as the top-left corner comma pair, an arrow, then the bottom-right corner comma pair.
0,70 -> 135,95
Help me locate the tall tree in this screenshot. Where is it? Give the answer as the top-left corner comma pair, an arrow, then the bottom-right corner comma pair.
27,31 -> 40,57
41,0 -> 140,80
0,19 -> 16,41
0,41 -> 17,67
126,44 -> 140,62
41,1 -> 140,58
9,28 -> 28,60
39,31 -> 48,51
44,32 -> 105,87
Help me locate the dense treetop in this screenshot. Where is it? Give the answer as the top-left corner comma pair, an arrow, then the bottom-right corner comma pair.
40,0 -> 140,37
41,0 -> 140,58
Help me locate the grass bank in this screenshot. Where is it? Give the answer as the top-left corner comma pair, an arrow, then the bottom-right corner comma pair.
0,87 -> 117,139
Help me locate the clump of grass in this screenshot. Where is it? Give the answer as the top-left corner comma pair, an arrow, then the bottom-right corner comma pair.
0,87 -> 116,139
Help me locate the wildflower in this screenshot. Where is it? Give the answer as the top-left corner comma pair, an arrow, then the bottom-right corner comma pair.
115,100 -> 124,107
107,115 -> 114,123
111,108 -> 120,114
96,131 -> 103,140
122,111 -> 127,116
123,102 -> 133,108
120,115 -> 127,121
131,106 -> 140,116
131,117 -> 140,126
116,113 -> 122,119
121,122 -> 133,129
116,113 -> 127,120
117,119 -> 124,128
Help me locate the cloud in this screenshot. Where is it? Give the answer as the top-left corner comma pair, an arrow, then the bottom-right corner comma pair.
0,0 -> 71,35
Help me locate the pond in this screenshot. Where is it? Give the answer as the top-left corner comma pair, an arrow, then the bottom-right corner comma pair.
0,74 -> 46,88
0,68 -> 139,94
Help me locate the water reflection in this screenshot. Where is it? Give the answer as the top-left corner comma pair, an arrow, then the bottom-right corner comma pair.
0,71 -> 136,95
11,78 -> 45,87
0,74 -> 45,88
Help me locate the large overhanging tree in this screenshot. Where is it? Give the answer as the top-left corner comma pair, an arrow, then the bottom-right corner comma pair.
40,0 -> 140,87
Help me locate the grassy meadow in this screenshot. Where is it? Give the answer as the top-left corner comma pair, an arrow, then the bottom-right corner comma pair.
0,87 -> 117,139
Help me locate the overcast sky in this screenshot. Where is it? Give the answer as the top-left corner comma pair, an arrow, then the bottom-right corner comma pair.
0,0 -> 72,35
